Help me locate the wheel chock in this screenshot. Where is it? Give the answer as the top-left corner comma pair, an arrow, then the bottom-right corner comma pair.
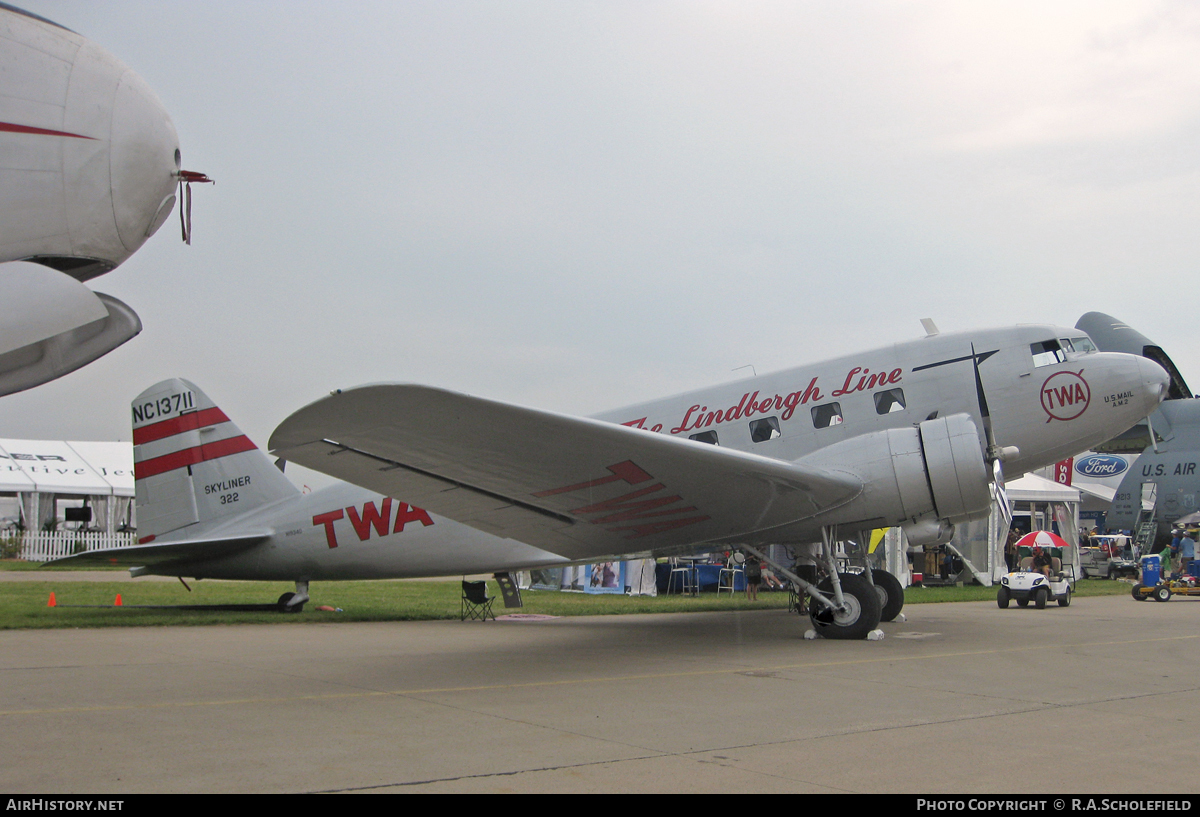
867,629 -> 885,641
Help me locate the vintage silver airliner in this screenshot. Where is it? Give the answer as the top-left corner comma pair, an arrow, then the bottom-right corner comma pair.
54,320 -> 1168,638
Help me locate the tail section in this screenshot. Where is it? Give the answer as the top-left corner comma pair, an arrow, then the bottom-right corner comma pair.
133,378 -> 299,541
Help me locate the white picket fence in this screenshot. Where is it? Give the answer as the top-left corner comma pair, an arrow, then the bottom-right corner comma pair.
13,531 -> 137,562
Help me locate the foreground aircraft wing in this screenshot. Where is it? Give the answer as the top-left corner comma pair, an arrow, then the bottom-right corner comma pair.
269,385 -> 862,561
43,533 -> 268,569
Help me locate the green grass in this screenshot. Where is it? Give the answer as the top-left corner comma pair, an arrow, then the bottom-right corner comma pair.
0,574 -> 1135,630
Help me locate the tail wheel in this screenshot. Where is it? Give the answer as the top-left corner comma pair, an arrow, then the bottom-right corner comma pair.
277,592 -> 304,613
997,586 -> 1010,609
1034,587 -> 1048,609
1057,587 -> 1071,607
871,569 -> 906,622
808,573 -> 882,640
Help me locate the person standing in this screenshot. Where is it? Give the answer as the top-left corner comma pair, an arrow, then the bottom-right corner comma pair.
744,555 -> 762,601
1179,529 -> 1195,579
1005,529 -> 1020,572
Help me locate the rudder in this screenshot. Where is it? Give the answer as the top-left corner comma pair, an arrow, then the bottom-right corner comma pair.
133,378 -> 299,541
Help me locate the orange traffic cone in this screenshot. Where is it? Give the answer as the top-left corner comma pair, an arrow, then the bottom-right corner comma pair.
114,594 -> 122,606
47,592 -> 56,607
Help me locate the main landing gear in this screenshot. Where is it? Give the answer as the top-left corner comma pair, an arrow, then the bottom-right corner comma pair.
743,527 -> 891,640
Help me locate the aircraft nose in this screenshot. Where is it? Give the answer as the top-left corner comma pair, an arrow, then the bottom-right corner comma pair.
109,69 -> 181,253
1136,355 -> 1171,410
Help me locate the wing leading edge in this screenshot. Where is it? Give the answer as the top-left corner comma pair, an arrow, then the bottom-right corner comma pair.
268,385 -> 862,561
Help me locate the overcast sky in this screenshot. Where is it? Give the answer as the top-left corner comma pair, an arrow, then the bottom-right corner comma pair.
3,2 -> 1199,487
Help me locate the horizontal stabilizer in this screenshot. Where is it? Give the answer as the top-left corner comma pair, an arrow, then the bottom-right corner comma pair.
42,533 -> 268,569
269,384 -> 862,561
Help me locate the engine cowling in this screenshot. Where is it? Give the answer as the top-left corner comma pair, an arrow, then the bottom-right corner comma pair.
798,412 -> 992,545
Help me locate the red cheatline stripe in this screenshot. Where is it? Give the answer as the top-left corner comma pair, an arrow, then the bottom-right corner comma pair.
133,407 -> 230,446
0,121 -> 96,140
135,435 -> 258,480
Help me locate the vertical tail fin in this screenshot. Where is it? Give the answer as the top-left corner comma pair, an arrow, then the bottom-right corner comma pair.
133,378 -> 299,541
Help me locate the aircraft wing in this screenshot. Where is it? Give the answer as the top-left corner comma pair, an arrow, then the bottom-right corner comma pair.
42,534 -> 268,569
269,385 -> 862,561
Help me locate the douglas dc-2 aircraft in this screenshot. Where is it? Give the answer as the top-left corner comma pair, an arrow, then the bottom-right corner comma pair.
0,4 -> 205,397
54,321 -> 1169,638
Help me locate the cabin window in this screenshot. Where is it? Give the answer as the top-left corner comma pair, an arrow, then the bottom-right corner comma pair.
689,431 -> 719,446
749,417 -> 781,442
1030,340 -> 1067,368
811,402 -> 843,429
874,388 -> 906,414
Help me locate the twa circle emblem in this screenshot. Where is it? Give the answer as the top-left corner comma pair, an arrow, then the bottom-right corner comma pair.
1041,371 -> 1090,422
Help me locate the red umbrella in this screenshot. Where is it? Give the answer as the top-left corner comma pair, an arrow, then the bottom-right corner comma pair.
1015,530 -> 1071,551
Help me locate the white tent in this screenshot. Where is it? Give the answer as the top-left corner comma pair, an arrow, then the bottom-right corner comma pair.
937,474 -> 1081,587
0,439 -> 134,534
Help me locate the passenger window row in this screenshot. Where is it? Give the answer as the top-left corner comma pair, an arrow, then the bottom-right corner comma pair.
688,387 -> 906,445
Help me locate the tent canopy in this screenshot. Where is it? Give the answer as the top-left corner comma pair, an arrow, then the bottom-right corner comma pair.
1006,473 -> 1080,503
0,439 -> 133,496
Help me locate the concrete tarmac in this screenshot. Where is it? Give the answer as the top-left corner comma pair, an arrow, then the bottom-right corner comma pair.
1,593 -> 1198,794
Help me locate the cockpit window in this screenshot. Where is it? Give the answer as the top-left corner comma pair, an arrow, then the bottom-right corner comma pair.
1030,340 -> 1067,368
1070,336 -> 1097,353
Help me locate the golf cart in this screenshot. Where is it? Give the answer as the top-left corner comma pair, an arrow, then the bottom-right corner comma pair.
1078,535 -> 1139,580
997,542 -> 1075,609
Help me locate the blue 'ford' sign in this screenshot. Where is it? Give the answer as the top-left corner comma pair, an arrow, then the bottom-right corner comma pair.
1075,454 -> 1129,478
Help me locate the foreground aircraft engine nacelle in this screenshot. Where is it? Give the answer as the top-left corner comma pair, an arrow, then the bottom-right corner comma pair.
801,413 -> 991,546
0,5 -> 186,396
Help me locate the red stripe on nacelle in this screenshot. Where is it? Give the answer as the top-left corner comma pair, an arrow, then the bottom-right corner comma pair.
133,407 -> 231,446
0,122 -> 96,139
135,435 -> 258,480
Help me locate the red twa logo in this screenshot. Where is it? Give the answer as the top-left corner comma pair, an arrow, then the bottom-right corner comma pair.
1041,371 -> 1090,422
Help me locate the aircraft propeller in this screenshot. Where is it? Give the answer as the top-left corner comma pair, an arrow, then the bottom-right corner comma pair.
972,343 -> 1016,526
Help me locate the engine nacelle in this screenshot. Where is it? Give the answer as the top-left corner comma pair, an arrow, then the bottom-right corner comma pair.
799,412 -> 992,536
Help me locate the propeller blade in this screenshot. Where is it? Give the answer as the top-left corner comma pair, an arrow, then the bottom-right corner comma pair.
993,458 -> 1013,527
971,342 -> 996,447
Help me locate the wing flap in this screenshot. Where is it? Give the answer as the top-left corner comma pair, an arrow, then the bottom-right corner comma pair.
269,385 -> 862,560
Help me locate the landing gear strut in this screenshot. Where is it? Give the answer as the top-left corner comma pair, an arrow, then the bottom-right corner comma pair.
742,528 -> 884,640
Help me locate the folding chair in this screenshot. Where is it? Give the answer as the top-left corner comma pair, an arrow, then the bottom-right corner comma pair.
461,580 -> 496,621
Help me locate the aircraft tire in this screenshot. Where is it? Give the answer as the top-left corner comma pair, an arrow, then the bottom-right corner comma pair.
1034,587 -> 1048,609
277,592 -> 304,613
997,586 -> 1010,609
872,569 -> 906,622
808,573 -> 882,640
